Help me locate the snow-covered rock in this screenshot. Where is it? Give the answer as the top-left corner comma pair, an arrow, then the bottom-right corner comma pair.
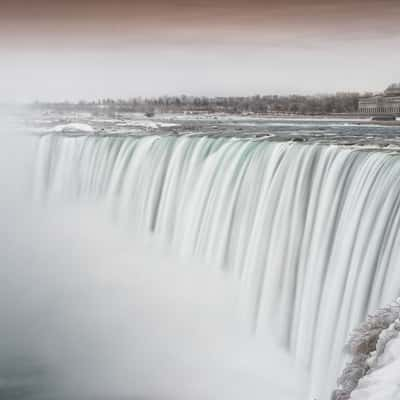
350,322 -> 400,399
333,299 -> 400,400
48,123 -> 94,133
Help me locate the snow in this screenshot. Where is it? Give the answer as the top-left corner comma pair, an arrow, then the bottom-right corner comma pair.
350,323 -> 400,399
334,299 -> 400,400
47,123 -> 95,133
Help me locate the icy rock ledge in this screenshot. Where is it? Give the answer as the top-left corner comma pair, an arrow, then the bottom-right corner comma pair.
333,298 -> 400,400
48,123 -> 94,133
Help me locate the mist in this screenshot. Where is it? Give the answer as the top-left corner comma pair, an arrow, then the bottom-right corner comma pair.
0,117 -> 308,399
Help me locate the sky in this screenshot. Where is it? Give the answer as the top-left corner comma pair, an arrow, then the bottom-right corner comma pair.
1,0 -> 400,101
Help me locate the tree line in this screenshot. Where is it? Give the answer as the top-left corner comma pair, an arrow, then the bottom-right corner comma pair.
32,92 -> 367,115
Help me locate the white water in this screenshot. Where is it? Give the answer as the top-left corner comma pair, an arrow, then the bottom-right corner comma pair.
33,134 -> 400,398
1,129 -> 307,400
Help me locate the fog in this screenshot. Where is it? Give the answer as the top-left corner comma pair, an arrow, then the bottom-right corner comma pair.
0,117 -> 308,399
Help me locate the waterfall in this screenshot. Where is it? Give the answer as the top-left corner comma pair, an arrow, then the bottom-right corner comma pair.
33,134 -> 400,399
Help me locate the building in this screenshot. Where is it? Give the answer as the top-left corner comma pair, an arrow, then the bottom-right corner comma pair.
358,83 -> 400,115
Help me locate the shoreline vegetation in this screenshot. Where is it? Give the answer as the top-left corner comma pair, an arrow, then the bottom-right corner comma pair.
30,93 -> 364,116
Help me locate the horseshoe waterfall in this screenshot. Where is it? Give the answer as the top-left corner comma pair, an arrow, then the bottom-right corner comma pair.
33,134 -> 400,399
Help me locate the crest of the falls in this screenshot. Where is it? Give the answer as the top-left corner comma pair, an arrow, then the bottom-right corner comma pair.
33,134 -> 400,399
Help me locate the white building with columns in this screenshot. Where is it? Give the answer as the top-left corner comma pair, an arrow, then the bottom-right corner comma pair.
359,83 -> 400,115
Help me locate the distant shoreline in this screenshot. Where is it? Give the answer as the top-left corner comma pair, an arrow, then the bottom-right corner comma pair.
27,105 -> 399,120
355,120 -> 400,126
25,104 -> 400,126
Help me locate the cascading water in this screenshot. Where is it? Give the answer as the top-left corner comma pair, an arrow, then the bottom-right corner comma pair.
33,133 -> 400,399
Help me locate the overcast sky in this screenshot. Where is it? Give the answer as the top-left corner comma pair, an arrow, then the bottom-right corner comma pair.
1,0 -> 400,101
